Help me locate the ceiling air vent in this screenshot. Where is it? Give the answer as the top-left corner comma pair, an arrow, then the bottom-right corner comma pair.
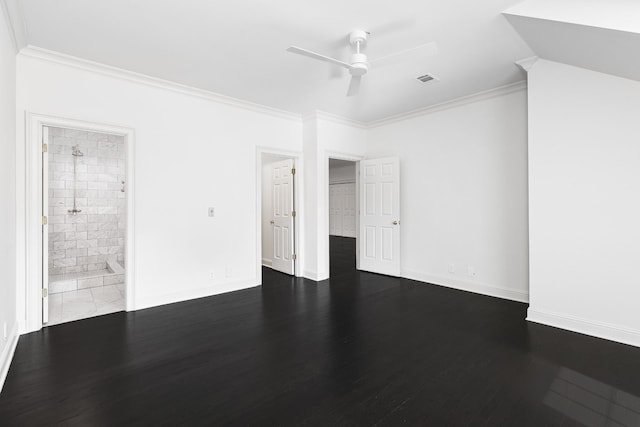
416,73 -> 437,84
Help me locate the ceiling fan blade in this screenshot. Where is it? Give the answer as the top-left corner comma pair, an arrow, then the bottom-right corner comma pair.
346,76 -> 362,97
286,46 -> 353,69
370,41 -> 438,67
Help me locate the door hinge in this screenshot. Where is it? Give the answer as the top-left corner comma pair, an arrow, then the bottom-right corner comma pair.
42,216 -> 48,225
42,143 -> 48,153
292,210 -> 296,217
292,254 -> 297,261
291,167 -> 296,175
42,288 -> 48,298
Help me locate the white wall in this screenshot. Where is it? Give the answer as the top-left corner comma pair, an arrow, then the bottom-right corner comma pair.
16,53 -> 302,322
303,114 -> 366,280
0,5 -> 18,390
526,59 -> 640,346
367,89 -> 530,302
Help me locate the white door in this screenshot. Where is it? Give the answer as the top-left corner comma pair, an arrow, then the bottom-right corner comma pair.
42,126 -> 49,324
270,159 -> 295,275
359,157 -> 400,276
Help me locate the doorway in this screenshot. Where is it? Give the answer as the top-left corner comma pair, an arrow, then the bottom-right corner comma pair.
261,153 -> 298,276
329,159 -> 358,276
43,125 -> 128,325
326,155 -> 402,279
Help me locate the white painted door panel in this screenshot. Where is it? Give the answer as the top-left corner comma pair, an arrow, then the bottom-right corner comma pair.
359,157 -> 400,276
271,159 -> 295,275
329,183 -> 356,238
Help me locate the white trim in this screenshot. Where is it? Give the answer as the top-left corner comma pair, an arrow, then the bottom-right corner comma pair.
0,321 -> 19,394
303,110 -> 368,129
368,81 -> 528,128
0,0 -> 27,52
516,56 -> 539,73
18,47 -> 529,128
303,270 -> 320,281
19,46 -> 301,123
136,279 -> 259,311
256,146 -> 304,284
402,269 -> 530,303
24,113 -> 136,334
262,258 -> 272,267
527,308 -> 640,348
325,151 -> 364,163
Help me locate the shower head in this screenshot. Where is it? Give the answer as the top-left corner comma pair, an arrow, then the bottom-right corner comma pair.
72,145 -> 84,157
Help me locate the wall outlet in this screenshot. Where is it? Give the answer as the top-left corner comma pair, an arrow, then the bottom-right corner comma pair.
208,207 -> 215,217
209,271 -> 215,280
467,265 -> 476,277
3,322 -> 6,341
448,263 -> 455,274
225,266 -> 233,278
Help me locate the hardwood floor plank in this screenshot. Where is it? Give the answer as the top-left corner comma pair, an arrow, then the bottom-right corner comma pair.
1,236 -> 639,425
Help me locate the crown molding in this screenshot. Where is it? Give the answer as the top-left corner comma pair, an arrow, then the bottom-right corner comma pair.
19,46 -> 302,122
516,56 -> 539,72
301,111 -> 367,129
19,46 -> 528,130
367,80 -> 528,128
313,110 -> 368,129
0,0 -> 27,52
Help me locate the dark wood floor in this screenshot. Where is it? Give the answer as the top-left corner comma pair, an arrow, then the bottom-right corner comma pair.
1,236 -> 640,426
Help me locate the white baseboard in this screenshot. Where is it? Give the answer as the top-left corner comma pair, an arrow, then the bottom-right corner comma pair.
303,270 -> 318,281
0,321 -> 19,394
401,270 -> 529,303
527,308 -> 640,348
135,279 -> 259,311
262,258 -> 272,267
303,270 -> 329,282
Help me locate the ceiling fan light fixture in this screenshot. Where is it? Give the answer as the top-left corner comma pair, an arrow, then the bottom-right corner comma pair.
349,53 -> 369,76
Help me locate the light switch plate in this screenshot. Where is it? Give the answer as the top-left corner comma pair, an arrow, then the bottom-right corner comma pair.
208,207 -> 215,217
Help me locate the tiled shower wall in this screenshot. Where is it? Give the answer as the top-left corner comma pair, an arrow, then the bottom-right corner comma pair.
48,127 -> 126,276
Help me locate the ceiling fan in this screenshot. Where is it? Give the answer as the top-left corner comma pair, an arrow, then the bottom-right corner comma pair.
286,30 -> 438,96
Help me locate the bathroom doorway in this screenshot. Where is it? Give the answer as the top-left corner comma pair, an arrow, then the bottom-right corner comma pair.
43,125 -> 128,325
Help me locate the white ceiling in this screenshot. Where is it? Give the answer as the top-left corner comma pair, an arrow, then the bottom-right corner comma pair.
19,0 -> 533,123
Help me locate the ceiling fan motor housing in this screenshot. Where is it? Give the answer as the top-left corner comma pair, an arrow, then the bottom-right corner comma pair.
348,30 -> 369,76
350,53 -> 369,76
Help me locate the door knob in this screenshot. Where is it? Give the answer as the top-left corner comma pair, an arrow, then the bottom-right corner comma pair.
270,220 -> 275,224
392,220 -> 399,225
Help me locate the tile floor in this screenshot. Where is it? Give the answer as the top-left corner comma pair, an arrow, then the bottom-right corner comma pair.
47,283 -> 125,326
